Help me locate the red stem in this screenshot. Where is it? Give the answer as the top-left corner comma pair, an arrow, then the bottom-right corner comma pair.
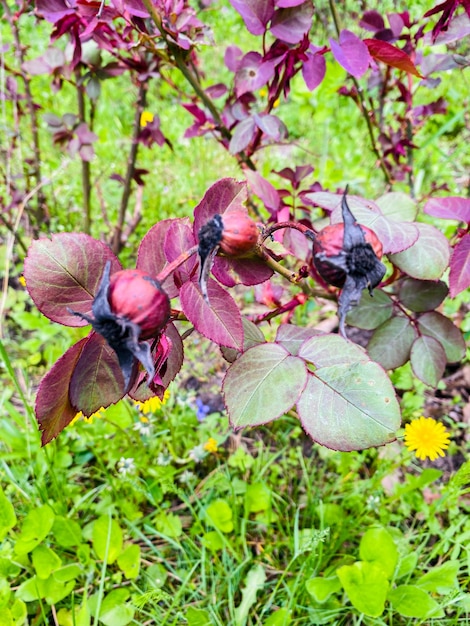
156,245 -> 198,283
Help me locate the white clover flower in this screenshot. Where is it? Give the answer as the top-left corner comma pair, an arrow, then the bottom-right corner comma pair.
117,457 -> 136,476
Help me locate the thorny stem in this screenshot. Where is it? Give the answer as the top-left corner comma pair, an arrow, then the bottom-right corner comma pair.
139,0 -> 257,171
75,67 -> 92,235
112,82 -> 147,254
2,0 -> 47,231
262,221 -> 316,243
156,245 -> 198,284
328,0 -> 393,187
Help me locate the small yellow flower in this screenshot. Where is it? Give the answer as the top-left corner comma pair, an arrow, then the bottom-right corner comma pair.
404,417 -> 450,461
19,275 -> 26,287
259,87 -> 267,98
134,390 -> 169,415
140,111 -> 154,127
203,437 -> 218,454
71,407 -> 105,424
272,98 -> 280,108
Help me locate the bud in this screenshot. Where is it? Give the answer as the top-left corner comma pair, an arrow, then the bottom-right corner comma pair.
310,190 -> 386,337
219,211 -> 259,256
313,222 -> 383,288
70,262 -> 170,390
108,269 -> 170,339
197,210 -> 259,301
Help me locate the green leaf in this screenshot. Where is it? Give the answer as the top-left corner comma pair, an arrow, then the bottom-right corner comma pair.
93,589 -> 134,626
389,223 -> 450,280
417,311 -> 466,363
0,578 -> 11,609
92,516 -> 123,564
32,545 -> 62,579
224,343 -> 308,429
416,561 -> 460,594
336,561 -> 388,617
155,511 -> 182,538
376,192 -> 418,222
396,552 -> 418,579
410,335 -> 446,387
297,362 -> 401,451
186,606 -> 213,626
367,316 -> 416,369
388,584 -> 445,618
53,564 -> 82,583
398,278 -> 448,312
117,544 -> 141,579
201,531 -> 224,552
275,324 -> 322,355
0,487 -> 16,541
346,289 -> 393,330
15,505 -> 55,555
43,578 -> 76,605
52,516 -> 83,547
305,576 -> 341,602
234,565 -> 266,626
245,483 -> 271,513
205,499 -> 234,533
263,607 -> 292,626
298,334 -> 369,366
359,528 -> 398,578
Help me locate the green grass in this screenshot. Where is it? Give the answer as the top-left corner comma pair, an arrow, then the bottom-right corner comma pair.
1,0 -> 470,624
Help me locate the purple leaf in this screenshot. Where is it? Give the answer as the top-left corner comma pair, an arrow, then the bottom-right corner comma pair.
253,113 -> 287,139
359,10 -> 385,31
234,52 -> 276,97
330,30 -> 372,78
35,337 -> 87,445
399,278 -> 448,313
389,223 -> 450,280
35,0 -> 76,23
180,279 -> 244,350
245,170 -> 280,213
229,117 -> 257,154
224,343 -> 308,428
424,196 -> 470,222
193,178 -> 247,236
229,0 -> 275,35
364,39 -> 422,77
449,233 -> 470,297
276,0 -> 305,6
110,0 -> 149,17
69,332 -> 126,416
410,335 -> 446,388
302,51 -> 326,90
213,256 -> 274,286
297,360 -> 400,451
24,233 -> 121,326
137,218 -> 195,298
270,1 -> 314,44
225,45 -> 244,72
163,218 -> 198,285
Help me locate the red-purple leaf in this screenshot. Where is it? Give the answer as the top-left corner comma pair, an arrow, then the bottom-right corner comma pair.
137,218 -> 195,298
229,0 -> 274,35
35,0 -> 76,22
330,30 -> 372,78
245,170 -> 280,213
449,233 -> 470,297
302,51 -> 326,90
24,233 -> 121,326
111,0 -> 149,17
417,311 -> 466,363
163,219 -> 198,286
69,332 -> 126,416
180,279 -> 244,350
364,38 -> 422,77
129,323 -> 184,401
410,335 -> 446,388
270,1 -> 314,44
424,196 -> 470,222
193,178 -> 248,236
213,256 -> 274,287
229,117 -> 257,154
224,343 -> 308,428
35,337 -> 87,446
389,223 -> 450,280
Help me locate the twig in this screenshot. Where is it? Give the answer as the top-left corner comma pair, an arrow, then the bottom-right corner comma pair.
156,245 -> 198,283
112,82 -> 147,254
75,67 -> 92,234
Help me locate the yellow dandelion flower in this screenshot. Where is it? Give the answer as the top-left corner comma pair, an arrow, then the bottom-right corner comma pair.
404,417 -> 450,461
259,87 -> 267,98
272,98 -> 280,108
134,391 -> 169,415
203,437 -> 218,454
71,407 -> 105,425
140,111 -> 154,127
19,275 -> 26,287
